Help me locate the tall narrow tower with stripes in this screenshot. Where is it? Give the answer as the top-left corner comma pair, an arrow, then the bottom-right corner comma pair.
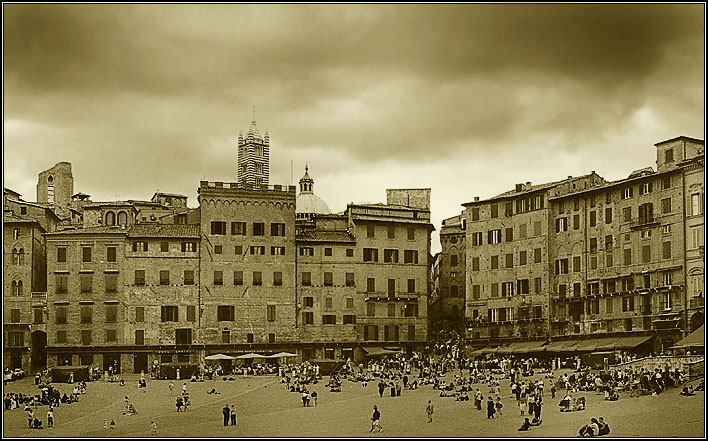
237,115 -> 270,188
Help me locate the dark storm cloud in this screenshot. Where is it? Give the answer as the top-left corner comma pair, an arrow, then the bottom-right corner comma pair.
3,4 -> 704,240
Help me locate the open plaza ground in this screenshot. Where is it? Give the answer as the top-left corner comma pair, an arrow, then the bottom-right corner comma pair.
3,369 -> 705,438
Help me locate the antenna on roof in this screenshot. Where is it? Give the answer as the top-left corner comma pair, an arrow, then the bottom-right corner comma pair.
290,159 -> 293,186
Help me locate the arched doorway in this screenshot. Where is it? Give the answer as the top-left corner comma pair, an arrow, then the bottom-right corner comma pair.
690,312 -> 704,333
30,331 -> 47,373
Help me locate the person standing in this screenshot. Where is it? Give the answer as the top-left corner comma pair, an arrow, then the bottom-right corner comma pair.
222,405 -> 230,426
378,380 -> 385,398
486,396 -> 495,419
169,381 -> 174,395
151,420 -> 157,435
28,409 -> 35,428
47,408 -> 54,428
370,405 -> 383,432
230,405 -> 237,426
475,389 -> 483,410
426,400 -> 434,423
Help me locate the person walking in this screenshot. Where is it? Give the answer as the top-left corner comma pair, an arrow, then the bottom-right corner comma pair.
370,405 -> 383,432
378,380 -> 385,398
230,405 -> 237,426
426,400 -> 434,423
169,381 -> 174,395
47,408 -> 54,428
486,396 -> 495,419
28,409 -> 35,428
222,405 -> 230,426
495,397 -> 503,416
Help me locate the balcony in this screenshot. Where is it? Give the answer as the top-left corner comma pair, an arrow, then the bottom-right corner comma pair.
31,292 -> 47,300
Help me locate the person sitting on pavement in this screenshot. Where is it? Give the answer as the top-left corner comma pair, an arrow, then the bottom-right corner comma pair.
597,417 -> 610,436
518,418 -> 531,431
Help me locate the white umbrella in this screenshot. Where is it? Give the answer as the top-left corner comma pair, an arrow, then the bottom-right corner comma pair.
235,353 -> 267,359
267,352 -> 298,359
204,354 -> 237,360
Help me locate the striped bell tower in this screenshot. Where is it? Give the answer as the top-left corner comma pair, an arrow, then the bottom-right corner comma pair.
237,110 -> 270,188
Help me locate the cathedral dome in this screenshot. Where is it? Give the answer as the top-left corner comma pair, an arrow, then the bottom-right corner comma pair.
295,166 -> 331,218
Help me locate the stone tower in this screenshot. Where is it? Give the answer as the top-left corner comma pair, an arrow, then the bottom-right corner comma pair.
37,162 -> 74,212
237,118 -> 270,188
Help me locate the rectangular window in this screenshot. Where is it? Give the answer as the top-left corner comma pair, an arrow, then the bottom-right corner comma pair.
450,254 -> 458,266
33,307 -> 44,324
491,255 -> 499,269
623,207 -> 632,222
9,308 -> 20,323
639,182 -> 653,195
661,198 -> 671,214
534,277 -> 542,294
388,279 -> 396,296
488,229 -> 502,244
55,307 -> 67,324
80,273 -> 93,293
346,248 -> 354,257
161,306 -> 179,322
367,224 -> 375,238
471,231 -> 483,246
490,204 -> 498,218
505,253 -> 513,268
665,148 -> 674,163
555,259 -> 569,275
691,193 -> 702,216
160,241 -> 169,252
642,245 -> 651,263
363,248 -> 379,262
216,305 -> 234,322
252,222 -> 265,236
604,207 -> 613,224
622,296 -> 635,312
502,281 -> 514,297
662,176 -> 671,190
662,241 -> 672,259
270,223 -> 286,237
606,252 -> 614,268
135,270 -> 145,286
364,325 -> 379,341
231,221 -> 246,235
213,271 -> 223,285
267,305 -> 276,322
472,257 -> 480,271
366,278 -> 375,293
573,214 -> 580,230
384,249 -> 399,263
160,270 -> 170,285
555,217 -> 568,233
81,330 -> 92,345
624,248 -> 632,265
302,312 -> 314,324
187,305 -> 196,322
183,270 -> 194,285
253,271 -> 262,286
387,226 -> 396,239
517,279 -> 530,295
106,246 -> 117,262
324,247 -> 333,257
343,314 -> 356,324
407,278 -> 416,294
301,272 -> 311,287
57,247 -> 67,262
181,242 -> 196,252
324,272 -> 333,286
590,211 -> 597,227
250,246 -> 266,255
210,221 -> 226,235
621,187 -> 633,199
105,305 -> 117,323
590,238 -> 598,253
638,203 -> 654,224
135,307 -> 145,323
472,285 -> 481,300
56,274 -> 68,294
404,250 -> 418,264
491,283 -> 499,298
407,227 -> 415,240
505,201 -> 513,216
346,272 -> 355,287
214,245 -> 222,254
388,303 -> 396,317
505,227 -> 513,242
56,331 -> 67,343
221,330 -> 230,344
234,271 -> 243,286
518,250 -> 527,266
273,271 -> 282,286
367,302 -> 376,317
246,333 -> 254,343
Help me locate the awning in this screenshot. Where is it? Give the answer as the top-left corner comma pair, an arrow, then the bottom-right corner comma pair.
235,353 -> 267,359
497,341 -> 547,354
362,347 -> 401,357
487,345 -> 509,354
516,341 -> 548,354
544,340 -> 580,352
671,325 -> 704,349
267,352 -> 298,359
574,338 -> 616,351
204,353 -> 237,360
610,335 -> 653,349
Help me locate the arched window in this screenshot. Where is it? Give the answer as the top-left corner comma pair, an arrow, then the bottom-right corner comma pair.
14,280 -> 23,296
12,249 -> 18,265
18,248 -> 24,265
165,197 -> 172,206
105,211 -> 116,226
48,175 -> 54,183
117,211 -> 128,226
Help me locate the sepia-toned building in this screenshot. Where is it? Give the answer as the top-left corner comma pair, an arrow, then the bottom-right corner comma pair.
237,119 -> 270,188
461,136 -> 704,353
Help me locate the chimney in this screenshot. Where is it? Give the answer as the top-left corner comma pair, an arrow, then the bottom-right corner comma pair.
474,197 -> 480,202
515,184 -> 523,193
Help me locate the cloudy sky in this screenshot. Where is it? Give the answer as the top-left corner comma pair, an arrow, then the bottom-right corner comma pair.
3,4 -> 704,252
